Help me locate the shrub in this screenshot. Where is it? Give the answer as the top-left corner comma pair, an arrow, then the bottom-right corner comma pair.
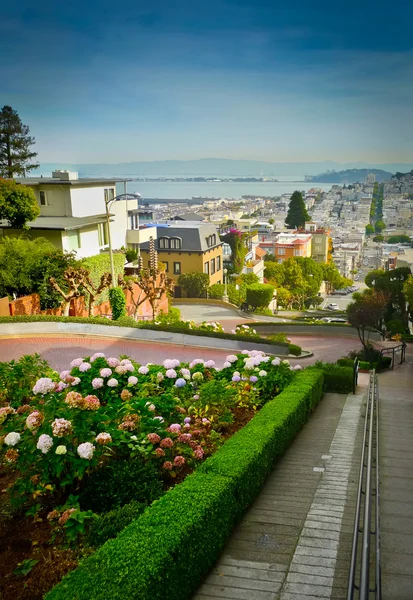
83,254 -> 125,306
288,343 -> 302,356
379,356 -> 392,368
311,362 -> 353,393
386,319 -> 406,336
178,272 -> 209,298
246,283 -> 275,308
125,249 -> 138,263
109,287 -> 127,320
79,457 -> 164,513
45,370 -> 324,600
87,501 -> 146,548
0,354 -> 55,408
337,358 -> 355,368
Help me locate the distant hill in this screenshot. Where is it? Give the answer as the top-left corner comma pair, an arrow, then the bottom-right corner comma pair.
308,169 -> 393,184
32,159 -> 412,179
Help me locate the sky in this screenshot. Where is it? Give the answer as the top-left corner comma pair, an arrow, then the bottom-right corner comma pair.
2,0 -> 413,165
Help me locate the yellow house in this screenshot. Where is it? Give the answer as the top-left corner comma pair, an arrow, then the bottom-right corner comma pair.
140,222 -> 223,292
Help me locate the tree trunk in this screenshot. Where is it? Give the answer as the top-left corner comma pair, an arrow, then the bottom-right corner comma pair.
63,301 -> 71,316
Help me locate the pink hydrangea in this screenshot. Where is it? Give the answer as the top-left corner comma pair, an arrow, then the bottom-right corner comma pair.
123,363 -> 135,372
155,448 -> 165,457
52,418 -> 72,437
56,382 -> 68,392
174,455 -> 186,467
165,369 -> 177,379
120,359 -> 132,366
37,433 -> 53,454
168,423 -> 181,433
100,368 -> 112,378
96,432 -> 112,445
115,365 -> 128,375
189,359 -> 204,369
33,378 -> 56,395
107,357 -> 120,367
60,370 -> 70,380
160,437 -> 173,449
202,418 -> 210,425
90,352 -> 105,362
178,433 -> 192,443
223,361 -> 231,368
92,377 -> 104,389
184,417 -> 191,424
147,433 -> 161,444
138,366 -> 149,375
162,461 -> 173,470
163,359 -> 180,369
180,368 -> 191,380
128,376 -> 138,385
70,377 -> 81,386
272,358 -> 281,366
79,362 -> 91,372
84,395 -> 101,410
65,391 -> 84,408
194,447 -> 204,460
226,355 -> 238,363
204,360 -> 216,368
70,358 -> 84,368
294,365 -> 302,370
107,378 -> 119,387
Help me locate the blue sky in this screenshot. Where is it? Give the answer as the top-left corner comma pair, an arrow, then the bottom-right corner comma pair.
2,0 -> 412,164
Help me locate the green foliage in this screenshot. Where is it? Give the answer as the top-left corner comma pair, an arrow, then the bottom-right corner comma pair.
0,179 -> 40,228
79,458 -> 163,513
310,362 -> 353,393
246,283 -> 275,308
125,249 -> 138,263
365,224 -> 375,235
337,358 -> 355,368
109,287 -> 126,320
208,282 -> 246,306
0,105 -> 39,178
13,558 -> 39,577
288,344 -> 302,356
82,253 -> 124,306
385,319 -> 406,335
387,235 -> 411,244
87,501 -> 146,548
372,235 -> 384,243
64,509 -> 97,544
0,353 -> 55,408
237,272 -> 259,286
285,191 -> 310,229
264,261 -> 285,286
45,370 -> 324,600
375,219 -> 386,233
178,272 -> 210,298
221,229 -> 250,273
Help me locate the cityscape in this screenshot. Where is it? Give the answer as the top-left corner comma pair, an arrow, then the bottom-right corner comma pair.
1,0 -> 413,599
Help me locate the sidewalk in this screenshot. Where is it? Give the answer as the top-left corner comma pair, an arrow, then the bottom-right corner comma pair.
193,381 -> 368,599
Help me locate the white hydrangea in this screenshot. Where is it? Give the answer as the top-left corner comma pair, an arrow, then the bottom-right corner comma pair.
33,378 -> 56,395
259,370 -> 267,377
77,442 -> 95,460
37,434 -> 53,454
226,355 -> 238,363
4,432 -> 21,446
271,358 -> 281,366
294,365 -> 303,370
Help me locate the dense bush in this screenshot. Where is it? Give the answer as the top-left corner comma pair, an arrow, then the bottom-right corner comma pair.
87,501 -> 146,548
0,354 -> 55,408
208,282 -> 246,306
109,287 -> 127,320
45,369 -> 324,600
82,253 -> 125,306
337,358 -> 355,368
311,362 -> 353,393
246,283 -> 275,308
288,343 -> 302,356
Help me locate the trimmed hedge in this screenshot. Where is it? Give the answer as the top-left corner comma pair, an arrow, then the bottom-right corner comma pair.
45,370 -> 324,600
288,343 -> 302,356
311,362 -> 353,393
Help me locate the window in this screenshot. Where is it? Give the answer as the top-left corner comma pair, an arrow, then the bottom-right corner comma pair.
204,261 -> 209,275
277,247 -> 286,255
39,191 -> 47,206
104,188 -> 115,203
294,249 -> 301,256
170,237 -> 182,249
173,262 -> 181,275
159,237 -> 169,249
211,234 -> 216,245
67,229 -> 80,251
277,258 -> 283,264
162,261 -> 169,272
217,255 -> 221,271
211,258 -> 216,275
98,222 -> 108,246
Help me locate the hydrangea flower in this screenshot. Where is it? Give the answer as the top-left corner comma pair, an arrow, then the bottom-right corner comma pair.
84,395 -> 101,410
192,372 -> 204,382
202,418 -> 210,425
163,359 -> 180,369
223,361 -> 231,368
56,382 -> 68,392
128,376 -> 138,385
77,442 -> 95,460
192,394 -> 200,400
294,365 -> 303,370
184,417 -> 191,424
272,358 -> 281,366
180,368 -> 191,380
178,433 -> 192,443
100,368 -> 112,378
155,448 -> 165,457
282,360 -> 290,365
107,357 -> 120,367
33,378 -> 56,395
226,354 -> 238,363
204,360 -> 216,368
79,362 -> 91,372
37,433 -> 53,454
70,358 -> 84,368
189,359 -> 204,369
162,461 -> 173,470
160,437 -> 173,448
154,416 -> 164,423
65,391 -> 84,408
92,377 -> 104,389
26,410 -> 43,430
168,423 -> 181,433
60,370 -> 70,380
175,378 -> 186,388
96,432 -> 112,445
165,369 -> 177,379
259,370 -> 267,377
174,455 -> 186,467
90,352 -> 105,362
138,366 -> 149,375
4,432 -> 21,446
260,356 -> 270,363
194,447 -> 204,459
52,418 -> 72,437
232,374 -> 241,382
107,378 -> 119,387
147,433 -> 161,444
250,375 -> 258,383
55,445 -> 67,455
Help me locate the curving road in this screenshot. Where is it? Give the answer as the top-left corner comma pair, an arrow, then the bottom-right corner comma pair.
0,334 -> 362,371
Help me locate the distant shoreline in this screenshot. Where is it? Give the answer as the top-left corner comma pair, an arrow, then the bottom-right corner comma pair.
128,177 -> 279,183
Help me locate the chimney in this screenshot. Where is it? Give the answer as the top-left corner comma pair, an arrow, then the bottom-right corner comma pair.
52,170 -> 79,181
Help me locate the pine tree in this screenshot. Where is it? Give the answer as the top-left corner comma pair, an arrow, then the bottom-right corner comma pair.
285,191 -> 310,229
0,106 -> 39,178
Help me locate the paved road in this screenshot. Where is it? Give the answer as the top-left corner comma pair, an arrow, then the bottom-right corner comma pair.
0,334 -> 362,371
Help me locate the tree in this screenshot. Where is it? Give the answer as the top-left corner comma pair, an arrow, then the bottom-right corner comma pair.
321,262 -> 351,291
0,106 -> 39,178
109,287 -> 127,320
346,290 -> 388,357
375,220 -> 386,233
237,273 -> 259,286
246,283 -> 275,308
285,191 -> 310,229
264,261 -> 285,286
178,272 -> 210,298
0,178 -> 39,228
49,267 -> 87,316
276,287 -> 293,308
372,235 -> 384,243
263,253 -> 276,262
403,275 -> 413,319
365,224 -> 375,235
268,218 -> 274,225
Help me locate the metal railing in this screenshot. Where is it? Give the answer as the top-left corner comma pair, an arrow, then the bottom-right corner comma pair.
347,370 -> 381,600
379,342 -> 406,369
353,358 -> 359,395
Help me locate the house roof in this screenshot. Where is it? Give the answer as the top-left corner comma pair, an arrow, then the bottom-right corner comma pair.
23,214 -> 112,231
255,246 -> 267,259
140,222 -> 222,253
173,212 -> 204,221
14,177 -> 130,186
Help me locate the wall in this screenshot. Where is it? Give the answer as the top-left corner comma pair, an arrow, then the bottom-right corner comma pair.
4,228 -> 63,249
69,184 -> 115,218
35,184 -> 72,217
0,297 -> 10,316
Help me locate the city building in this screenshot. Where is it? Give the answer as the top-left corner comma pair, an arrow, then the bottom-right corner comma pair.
3,170 -> 134,258
271,233 -> 312,263
303,222 -> 332,263
139,221 -> 223,293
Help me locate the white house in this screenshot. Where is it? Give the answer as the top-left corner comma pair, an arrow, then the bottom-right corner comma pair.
3,170 -> 155,258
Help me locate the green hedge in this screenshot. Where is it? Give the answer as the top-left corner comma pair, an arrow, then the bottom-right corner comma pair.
310,362 -> 353,393
0,316 -> 290,349
45,370 -> 324,600
288,343 -> 302,356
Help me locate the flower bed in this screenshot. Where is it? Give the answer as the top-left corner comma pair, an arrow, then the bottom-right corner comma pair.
0,350 -> 299,600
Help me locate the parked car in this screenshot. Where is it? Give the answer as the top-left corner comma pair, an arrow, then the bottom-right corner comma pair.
326,303 -> 340,311
321,317 -> 348,323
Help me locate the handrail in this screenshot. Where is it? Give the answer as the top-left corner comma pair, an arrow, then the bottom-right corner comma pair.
379,342 -> 406,369
347,370 -> 381,600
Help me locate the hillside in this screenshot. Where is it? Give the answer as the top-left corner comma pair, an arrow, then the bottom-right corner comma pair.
308,168 -> 393,183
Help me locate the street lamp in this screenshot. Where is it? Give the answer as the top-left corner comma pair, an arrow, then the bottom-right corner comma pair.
104,192 -> 141,287
223,268 -> 228,302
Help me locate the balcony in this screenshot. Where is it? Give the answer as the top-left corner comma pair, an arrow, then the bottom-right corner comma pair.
126,225 -> 157,245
